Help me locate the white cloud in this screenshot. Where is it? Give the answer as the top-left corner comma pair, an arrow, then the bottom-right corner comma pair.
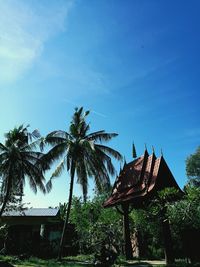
0,0 -> 73,83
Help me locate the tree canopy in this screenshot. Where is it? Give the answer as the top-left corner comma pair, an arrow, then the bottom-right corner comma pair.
186,146 -> 200,186
44,107 -> 122,259
0,125 -> 47,216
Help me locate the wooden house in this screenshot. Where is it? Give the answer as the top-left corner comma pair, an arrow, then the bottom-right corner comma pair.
0,208 -> 77,257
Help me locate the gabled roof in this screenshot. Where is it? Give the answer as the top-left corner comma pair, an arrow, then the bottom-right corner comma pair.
103,149 -> 182,208
2,208 -> 59,217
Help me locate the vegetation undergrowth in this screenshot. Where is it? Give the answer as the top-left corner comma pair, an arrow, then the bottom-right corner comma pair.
1,255 -> 200,267
0,255 -> 93,267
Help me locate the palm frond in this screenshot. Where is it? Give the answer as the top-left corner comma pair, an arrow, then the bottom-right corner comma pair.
23,138 -> 43,151
43,143 -> 67,167
95,147 -> 116,176
22,160 -> 46,194
95,144 -> 122,161
46,179 -> 53,193
0,143 -> 7,152
39,137 -> 45,152
46,159 -> 67,193
76,158 -> 88,202
46,130 -> 69,139
91,160 -> 111,193
51,159 -> 66,178
31,129 -> 41,139
28,176 -> 37,194
86,131 -> 118,143
45,136 -> 68,146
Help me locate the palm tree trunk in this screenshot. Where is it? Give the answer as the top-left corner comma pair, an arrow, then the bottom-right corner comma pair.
0,177 -> 12,216
0,193 -> 9,216
58,163 -> 75,260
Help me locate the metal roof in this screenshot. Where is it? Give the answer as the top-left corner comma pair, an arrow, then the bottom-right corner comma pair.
2,208 -> 59,217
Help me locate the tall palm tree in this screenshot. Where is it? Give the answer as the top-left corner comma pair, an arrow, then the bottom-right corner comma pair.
0,125 -> 47,216
45,107 -> 122,259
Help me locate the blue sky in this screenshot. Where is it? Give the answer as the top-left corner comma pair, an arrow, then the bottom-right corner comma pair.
0,0 -> 199,207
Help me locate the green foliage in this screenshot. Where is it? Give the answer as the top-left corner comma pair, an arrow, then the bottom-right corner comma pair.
69,194 -> 123,255
164,185 -> 200,260
130,208 -> 163,259
58,203 -> 68,221
0,125 -> 47,216
186,146 -> 200,186
45,107 -> 122,200
0,255 -> 93,266
152,187 -> 181,211
129,188 -> 181,260
168,185 -> 200,229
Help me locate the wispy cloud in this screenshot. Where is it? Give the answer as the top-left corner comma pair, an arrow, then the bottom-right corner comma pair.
0,0 -> 73,83
91,110 -> 107,118
63,98 -> 107,118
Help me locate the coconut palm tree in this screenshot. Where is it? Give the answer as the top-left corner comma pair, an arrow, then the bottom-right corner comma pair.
0,125 -> 47,216
45,107 -> 122,259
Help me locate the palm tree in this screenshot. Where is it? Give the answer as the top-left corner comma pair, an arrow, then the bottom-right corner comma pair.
0,125 -> 47,216
45,107 -> 122,259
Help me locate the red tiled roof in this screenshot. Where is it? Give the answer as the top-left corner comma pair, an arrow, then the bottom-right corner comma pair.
103,150 -> 181,208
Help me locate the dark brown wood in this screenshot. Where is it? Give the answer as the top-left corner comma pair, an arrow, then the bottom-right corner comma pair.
162,218 -> 174,264
122,203 -> 133,260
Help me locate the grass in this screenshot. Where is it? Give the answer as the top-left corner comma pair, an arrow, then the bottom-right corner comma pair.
0,255 -> 93,267
1,255 -> 200,267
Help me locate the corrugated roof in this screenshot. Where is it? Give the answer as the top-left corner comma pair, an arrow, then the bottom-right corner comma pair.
2,208 -> 59,217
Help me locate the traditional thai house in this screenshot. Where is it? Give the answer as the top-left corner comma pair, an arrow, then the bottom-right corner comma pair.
0,208 -> 77,257
103,148 -> 182,262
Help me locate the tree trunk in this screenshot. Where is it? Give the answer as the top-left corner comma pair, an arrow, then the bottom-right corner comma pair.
0,177 -> 12,216
122,204 -> 133,260
0,193 -> 9,216
58,163 -> 75,260
162,218 -> 175,264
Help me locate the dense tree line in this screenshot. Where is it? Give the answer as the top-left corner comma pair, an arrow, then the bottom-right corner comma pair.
59,146 -> 200,262
63,183 -> 200,262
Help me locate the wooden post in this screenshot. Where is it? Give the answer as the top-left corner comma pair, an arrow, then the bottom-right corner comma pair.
162,218 -> 175,264
122,204 -> 133,260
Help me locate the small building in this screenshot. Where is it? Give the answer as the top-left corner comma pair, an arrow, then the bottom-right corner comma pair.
0,208 -> 77,257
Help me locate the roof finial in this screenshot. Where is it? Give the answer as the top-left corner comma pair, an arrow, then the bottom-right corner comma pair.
152,145 -> 155,154
144,143 -> 147,151
132,142 -> 137,158
161,148 -> 163,157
